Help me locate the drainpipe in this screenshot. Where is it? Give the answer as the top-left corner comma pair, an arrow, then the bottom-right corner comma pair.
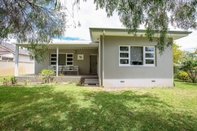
102,30 -> 105,87
14,45 -> 19,76
56,47 -> 59,77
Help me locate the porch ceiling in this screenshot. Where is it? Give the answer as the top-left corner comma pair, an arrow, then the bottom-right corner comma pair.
89,27 -> 192,42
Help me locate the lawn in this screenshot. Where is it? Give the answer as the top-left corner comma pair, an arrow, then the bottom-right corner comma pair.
0,82 -> 197,131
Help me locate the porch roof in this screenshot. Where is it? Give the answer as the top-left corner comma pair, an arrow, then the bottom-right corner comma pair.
89,27 -> 192,42
16,40 -> 99,49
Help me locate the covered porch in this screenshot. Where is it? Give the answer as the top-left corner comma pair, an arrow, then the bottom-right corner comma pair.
14,40 -> 101,85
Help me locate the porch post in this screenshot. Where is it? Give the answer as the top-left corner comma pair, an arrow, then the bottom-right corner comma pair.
98,37 -> 101,86
102,30 -> 105,87
14,45 -> 19,76
56,47 -> 59,77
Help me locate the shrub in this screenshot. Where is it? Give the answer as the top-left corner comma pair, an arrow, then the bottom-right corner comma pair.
179,53 -> 197,83
177,71 -> 190,81
40,69 -> 55,83
3,78 -> 9,86
10,76 -> 17,85
24,78 -> 31,85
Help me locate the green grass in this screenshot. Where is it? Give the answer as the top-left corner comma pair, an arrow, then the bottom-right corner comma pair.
0,82 -> 197,131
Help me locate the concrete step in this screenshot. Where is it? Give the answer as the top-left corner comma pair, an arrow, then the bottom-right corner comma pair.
84,78 -> 99,86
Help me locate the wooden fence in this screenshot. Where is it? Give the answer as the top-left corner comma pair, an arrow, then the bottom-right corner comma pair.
0,61 -> 34,76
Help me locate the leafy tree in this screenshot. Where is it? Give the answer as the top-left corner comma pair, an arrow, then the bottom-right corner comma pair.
180,53 -> 197,83
195,48 -> 197,54
1,0 -> 197,62
173,43 -> 184,65
94,0 -> 197,54
0,0 -> 66,62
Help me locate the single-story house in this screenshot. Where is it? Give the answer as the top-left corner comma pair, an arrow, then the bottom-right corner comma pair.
0,42 -> 32,62
15,27 -> 191,88
0,42 -> 34,76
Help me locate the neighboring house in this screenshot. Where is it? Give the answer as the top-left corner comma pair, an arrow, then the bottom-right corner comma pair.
0,42 -> 32,62
0,42 -> 34,76
15,27 -> 191,88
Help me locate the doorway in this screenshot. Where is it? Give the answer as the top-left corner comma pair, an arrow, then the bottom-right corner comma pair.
90,55 -> 97,74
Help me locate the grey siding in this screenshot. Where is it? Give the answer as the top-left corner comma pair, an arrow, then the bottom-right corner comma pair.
103,36 -> 173,79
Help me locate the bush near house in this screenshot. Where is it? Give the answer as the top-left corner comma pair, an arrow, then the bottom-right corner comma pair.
40,69 -> 55,83
180,59 -> 197,83
176,71 -> 190,82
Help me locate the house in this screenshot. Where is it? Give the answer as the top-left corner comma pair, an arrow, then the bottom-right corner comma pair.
14,27 -> 191,88
0,42 -> 32,62
0,42 -> 34,76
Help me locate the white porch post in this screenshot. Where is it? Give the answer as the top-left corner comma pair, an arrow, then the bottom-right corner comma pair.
102,30 -> 105,87
98,37 -> 101,86
56,47 -> 59,77
14,45 -> 19,76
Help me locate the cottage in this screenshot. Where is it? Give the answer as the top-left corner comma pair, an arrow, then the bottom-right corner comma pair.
15,27 -> 191,88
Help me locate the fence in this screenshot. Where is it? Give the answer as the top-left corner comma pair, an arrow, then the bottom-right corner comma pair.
0,61 -> 34,76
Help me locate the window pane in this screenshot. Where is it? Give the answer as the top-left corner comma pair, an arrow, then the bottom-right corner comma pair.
51,54 -> 56,57
120,59 -> 129,64
145,53 -> 154,58
67,54 -> 73,57
145,47 -> 154,52
67,58 -> 73,61
51,58 -> 56,61
67,62 -> 73,65
120,53 -> 129,58
120,46 -> 129,51
145,59 -> 154,64
130,47 -> 143,65
51,62 -> 56,65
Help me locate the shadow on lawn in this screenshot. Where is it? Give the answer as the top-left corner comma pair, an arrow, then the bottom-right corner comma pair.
0,86 -> 197,131
66,91 -> 197,131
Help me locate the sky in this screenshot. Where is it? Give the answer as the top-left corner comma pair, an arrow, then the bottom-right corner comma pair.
65,0 -> 196,52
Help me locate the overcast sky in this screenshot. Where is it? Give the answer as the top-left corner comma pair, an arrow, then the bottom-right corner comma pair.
66,0 -> 196,52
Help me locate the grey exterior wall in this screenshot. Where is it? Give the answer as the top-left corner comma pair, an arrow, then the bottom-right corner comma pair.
35,49 -> 98,75
102,36 -> 173,88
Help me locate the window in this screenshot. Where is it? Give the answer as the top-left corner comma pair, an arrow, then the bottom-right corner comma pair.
119,46 -> 155,66
50,53 -> 73,65
66,53 -> 73,65
50,54 -> 57,65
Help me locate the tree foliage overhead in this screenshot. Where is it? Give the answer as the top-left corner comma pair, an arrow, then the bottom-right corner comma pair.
94,0 -> 197,54
0,0 -> 66,62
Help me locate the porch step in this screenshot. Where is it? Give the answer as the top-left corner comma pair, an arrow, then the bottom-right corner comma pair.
84,78 -> 99,86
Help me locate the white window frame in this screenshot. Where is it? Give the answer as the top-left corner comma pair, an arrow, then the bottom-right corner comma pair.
119,45 -> 155,66
50,53 -> 73,66
50,54 -> 57,65
66,53 -> 73,66
144,46 -> 155,66
119,46 -> 130,66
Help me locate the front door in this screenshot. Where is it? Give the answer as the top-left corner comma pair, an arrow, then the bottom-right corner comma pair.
90,55 -> 97,74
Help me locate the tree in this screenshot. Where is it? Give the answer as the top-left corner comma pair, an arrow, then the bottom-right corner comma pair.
94,0 -> 197,54
0,0 -> 66,62
173,43 -> 184,65
180,52 -> 197,83
1,0 -> 197,62
195,48 -> 197,54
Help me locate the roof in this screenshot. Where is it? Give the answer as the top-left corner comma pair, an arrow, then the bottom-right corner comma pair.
0,42 -> 29,56
89,27 -> 192,42
16,39 -> 98,49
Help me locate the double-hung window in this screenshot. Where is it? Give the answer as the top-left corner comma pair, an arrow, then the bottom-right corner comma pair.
119,46 -> 155,66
